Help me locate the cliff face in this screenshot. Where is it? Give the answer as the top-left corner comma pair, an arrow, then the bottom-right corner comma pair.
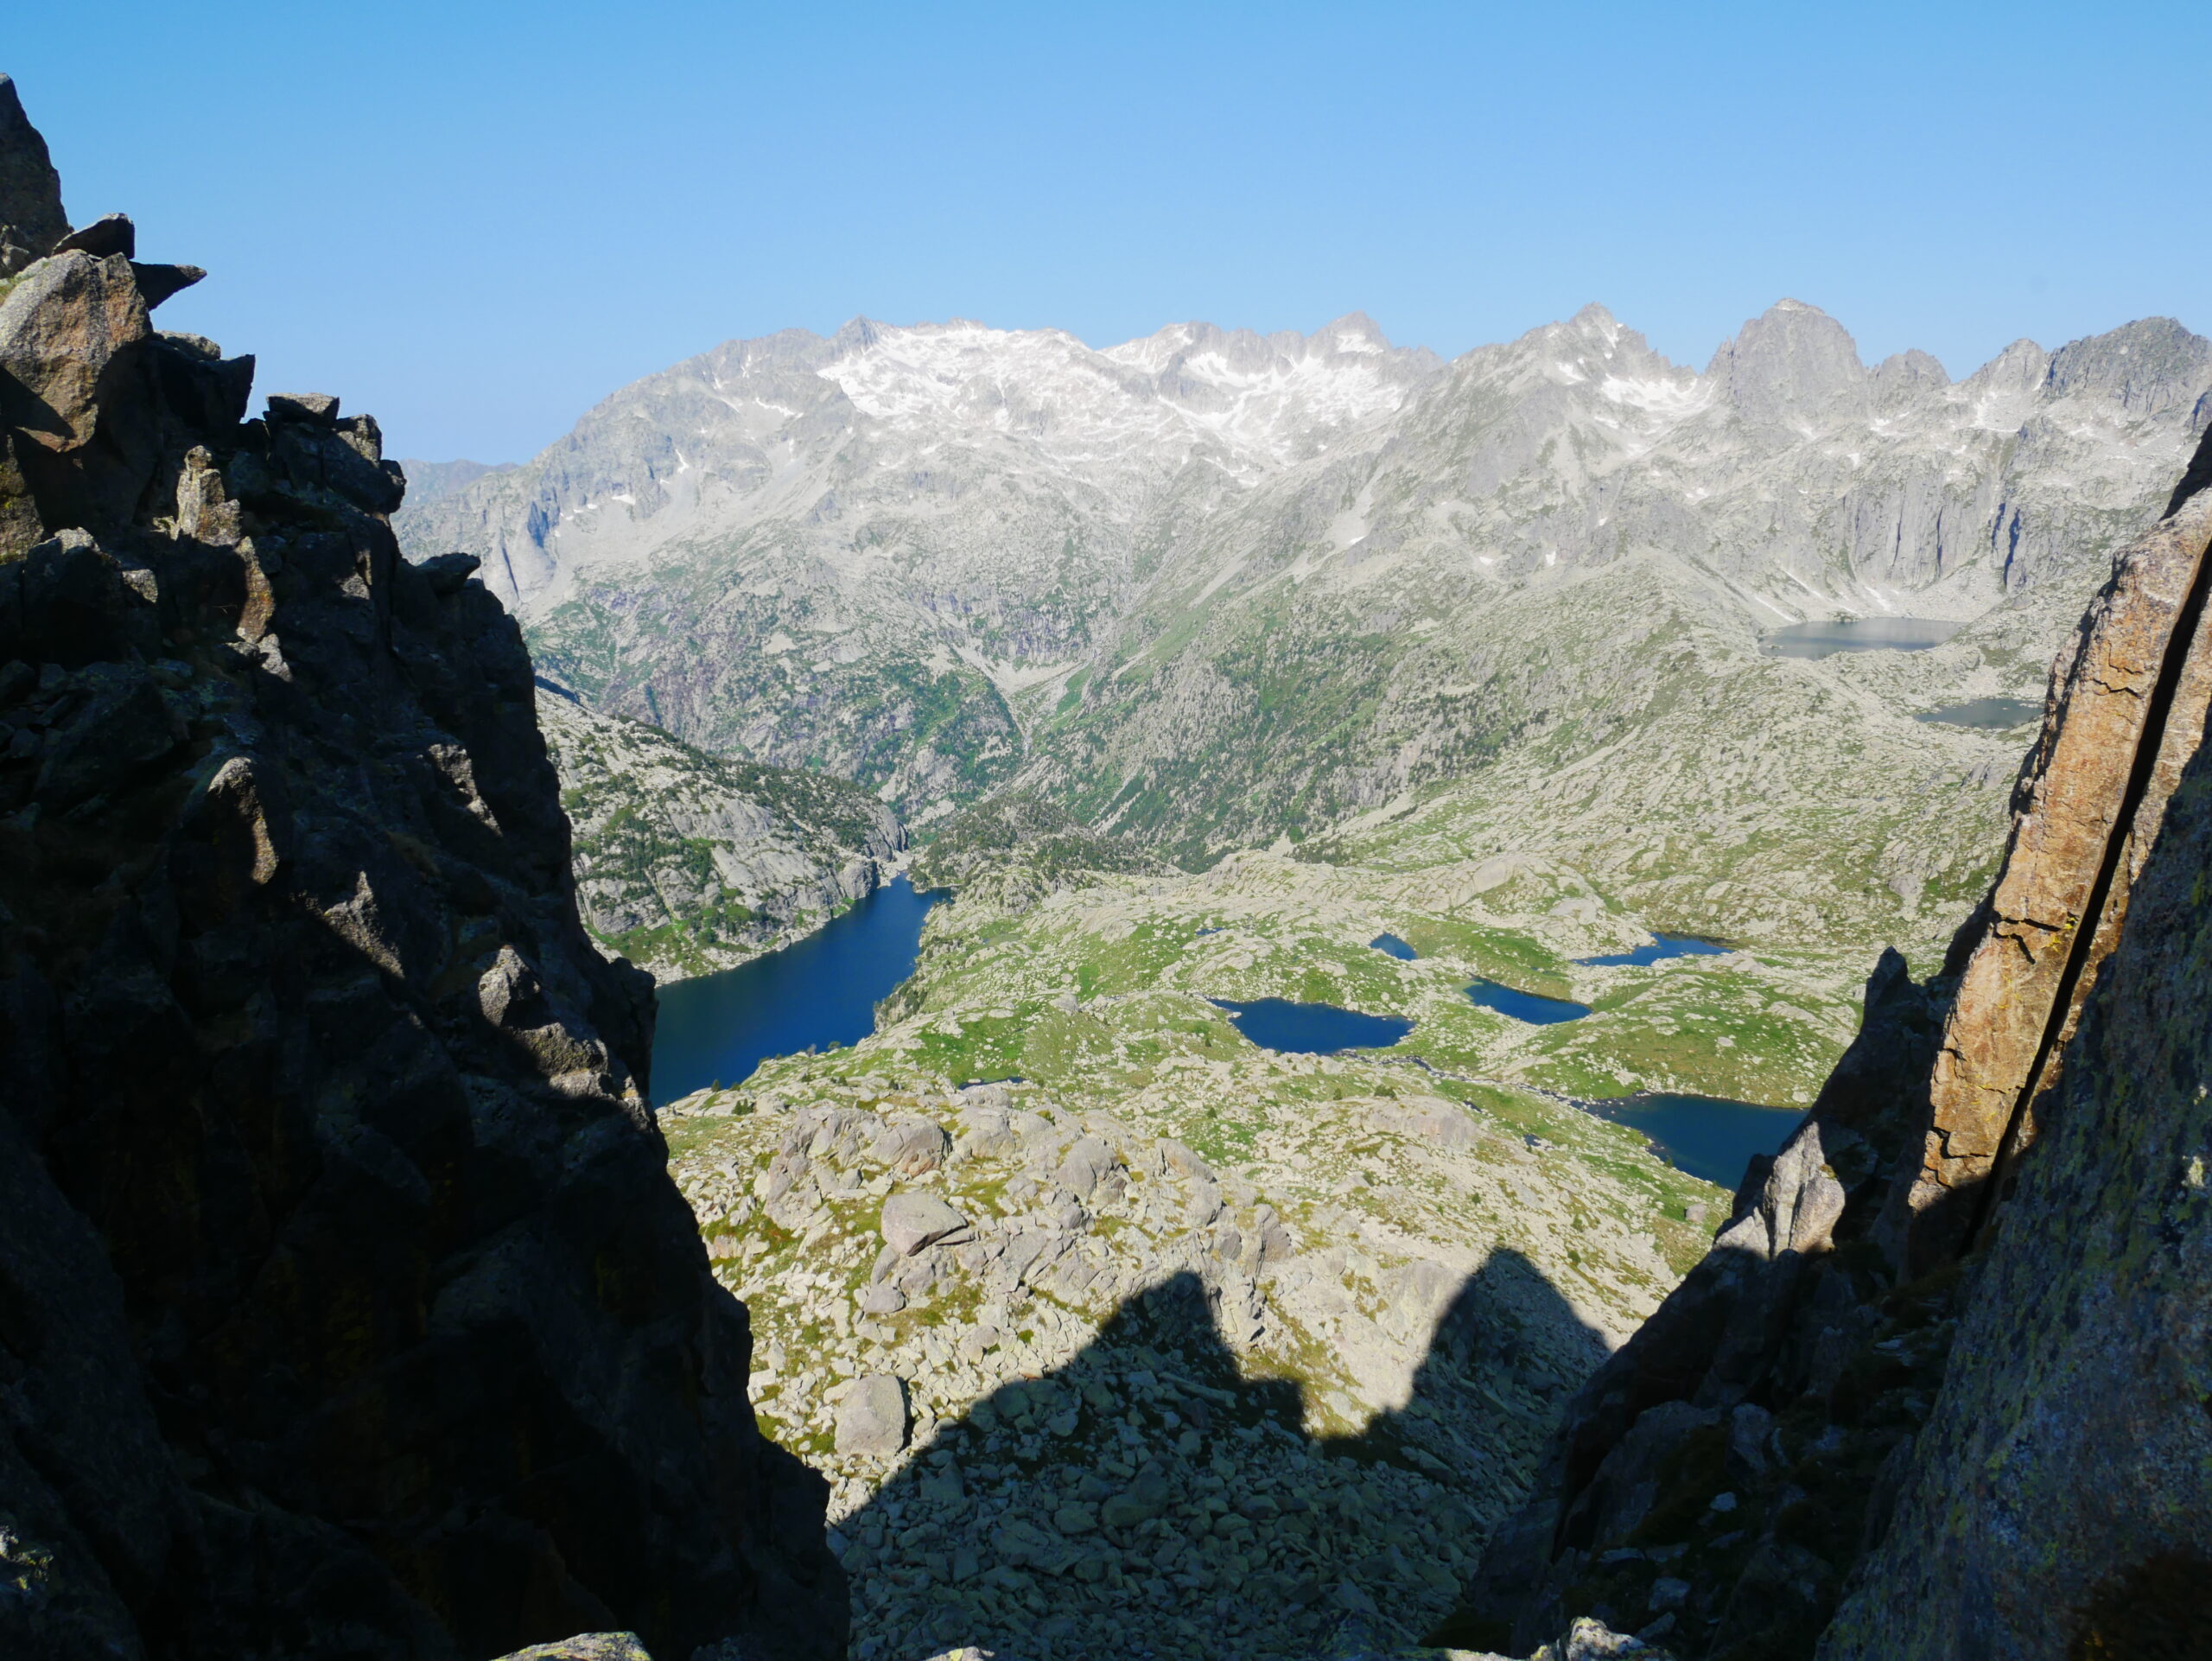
1447,425 -> 2212,1658
0,78 -> 842,1661
536,685 -> 906,982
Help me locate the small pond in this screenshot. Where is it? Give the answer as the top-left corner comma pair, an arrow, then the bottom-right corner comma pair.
1576,932 -> 1728,968
1760,617 -> 1961,659
1585,1092 -> 1803,1189
1370,932 -> 1419,960
1211,998 -> 1414,1053
652,875 -> 946,1101
1465,978 -> 1592,1024
1914,697 -> 2039,730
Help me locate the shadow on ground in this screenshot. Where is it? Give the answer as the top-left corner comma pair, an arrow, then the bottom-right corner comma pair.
829,1255 -> 1606,1660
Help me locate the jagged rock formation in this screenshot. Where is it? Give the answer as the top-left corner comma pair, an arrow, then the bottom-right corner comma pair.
0,80 -> 842,1660
538,682 -> 906,979
1443,430 -> 2212,1657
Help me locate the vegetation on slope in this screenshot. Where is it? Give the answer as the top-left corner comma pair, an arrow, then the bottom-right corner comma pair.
542,684 -> 906,978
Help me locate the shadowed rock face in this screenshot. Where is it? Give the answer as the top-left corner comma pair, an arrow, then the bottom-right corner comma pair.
1443,425 -> 2212,1657
0,81 -> 842,1661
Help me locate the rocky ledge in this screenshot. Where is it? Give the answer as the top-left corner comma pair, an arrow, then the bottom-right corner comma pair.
0,77 -> 841,1660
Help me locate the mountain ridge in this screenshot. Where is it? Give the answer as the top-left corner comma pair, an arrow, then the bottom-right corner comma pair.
397,302 -> 2209,888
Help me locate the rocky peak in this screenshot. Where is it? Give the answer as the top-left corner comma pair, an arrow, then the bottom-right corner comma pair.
1870,345 -> 1948,407
1705,297 -> 1869,429
0,73 -> 66,277
2043,312 -> 2212,417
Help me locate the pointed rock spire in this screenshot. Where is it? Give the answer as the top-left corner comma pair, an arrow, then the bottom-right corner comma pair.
0,73 -> 67,277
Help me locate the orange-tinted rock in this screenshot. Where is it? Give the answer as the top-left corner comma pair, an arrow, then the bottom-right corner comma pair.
1882,485 -> 2212,1274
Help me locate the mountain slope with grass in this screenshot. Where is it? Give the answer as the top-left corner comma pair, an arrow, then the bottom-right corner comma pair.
540,683 -> 905,978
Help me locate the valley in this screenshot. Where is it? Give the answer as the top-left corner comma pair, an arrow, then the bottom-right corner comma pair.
397,295 -> 2209,1658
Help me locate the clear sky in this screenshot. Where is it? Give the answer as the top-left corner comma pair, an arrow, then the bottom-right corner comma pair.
11,2 -> 2209,463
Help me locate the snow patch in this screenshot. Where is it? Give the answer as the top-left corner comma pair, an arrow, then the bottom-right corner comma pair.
1599,374 -> 1710,418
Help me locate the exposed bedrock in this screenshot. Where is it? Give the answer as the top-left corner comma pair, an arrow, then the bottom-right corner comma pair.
0,76 -> 842,1661
1446,423 -> 2212,1658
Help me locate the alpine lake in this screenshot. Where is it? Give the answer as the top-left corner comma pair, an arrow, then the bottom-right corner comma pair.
653,901 -> 1800,1193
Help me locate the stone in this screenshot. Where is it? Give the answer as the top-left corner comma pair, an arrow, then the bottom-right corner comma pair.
875,1118 -> 951,1176
1056,1135 -> 1116,1198
53,213 -> 133,259
32,664 -> 185,809
129,262 -> 204,309
1552,1616 -> 1662,1659
1332,1581 -> 1378,1616
1646,1577 -> 1689,1613
418,550 -> 481,595
1884,483 -> 2212,1276
267,390 -> 340,424
859,1282 -> 906,1316
880,1191 -> 967,1256
1099,1470 -> 1172,1529
493,1638 -> 653,1661
918,1462 -> 964,1507
835,1374 -> 908,1458
0,251 -> 150,455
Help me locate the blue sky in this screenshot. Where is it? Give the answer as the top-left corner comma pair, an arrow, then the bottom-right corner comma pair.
12,2 -> 2209,462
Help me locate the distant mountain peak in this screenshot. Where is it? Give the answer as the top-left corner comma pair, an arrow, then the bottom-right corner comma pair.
1707,297 -> 1868,425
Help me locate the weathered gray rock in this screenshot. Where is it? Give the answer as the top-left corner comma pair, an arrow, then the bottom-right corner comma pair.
1050,1502 -> 1097,1536
835,1375 -> 909,1458
1056,1134 -> 1116,1198
876,1118 -> 951,1176
881,1191 -> 967,1256
540,689 -> 905,981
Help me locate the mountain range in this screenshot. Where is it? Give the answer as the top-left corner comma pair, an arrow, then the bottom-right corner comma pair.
399,302 -> 2212,953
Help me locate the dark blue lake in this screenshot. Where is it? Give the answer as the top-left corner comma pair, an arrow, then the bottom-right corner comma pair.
1914,697 -> 2039,730
1586,1092 -> 1802,1189
1465,979 -> 1591,1024
1211,998 -> 1413,1053
1370,932 -> 1418,960
651,875 -> 946,1101
1578,933 -> 1729,968
1760,617 -> 1961,659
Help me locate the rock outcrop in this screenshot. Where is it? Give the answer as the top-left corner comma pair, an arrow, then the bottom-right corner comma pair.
1443,426 -> 2212,1657
0,78 -> 842,1660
